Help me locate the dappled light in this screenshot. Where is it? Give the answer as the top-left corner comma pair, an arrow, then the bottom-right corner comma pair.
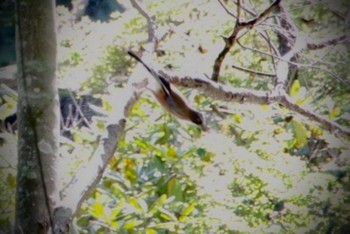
0,0 -> 349,233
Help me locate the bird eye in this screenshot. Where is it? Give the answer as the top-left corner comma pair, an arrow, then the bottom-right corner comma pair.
190,110 -> 204,126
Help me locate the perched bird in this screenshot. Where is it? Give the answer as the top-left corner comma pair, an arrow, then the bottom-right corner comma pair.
127,50 -> 205,129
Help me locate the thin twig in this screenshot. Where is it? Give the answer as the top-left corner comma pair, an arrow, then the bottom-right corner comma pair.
218,0 -> 237,19
211,0 -> 281,81
232,64 -> 275,77
237,39 -> 350,88
130,0 -> 157,45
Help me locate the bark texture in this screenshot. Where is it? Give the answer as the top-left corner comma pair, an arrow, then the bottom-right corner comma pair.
15,0 -> 59,233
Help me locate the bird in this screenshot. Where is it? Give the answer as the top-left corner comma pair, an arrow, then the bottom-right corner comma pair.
127,50 -> 205,129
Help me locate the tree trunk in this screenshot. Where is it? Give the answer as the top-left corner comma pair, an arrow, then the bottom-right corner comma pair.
15,0 -> 59,233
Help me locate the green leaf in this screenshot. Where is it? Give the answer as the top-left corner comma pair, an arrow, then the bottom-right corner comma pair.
167,146 -> 177,158
0,95 -> 16,120
196,148 -> 206,157
179,203 -> 195,222
129,197 -> 148,214
124,159 -> 137,183
159,207 -> 177,221
291,120 -> 308,148
123,219 -> 143,229
233,113 -> 242,123
146,228 -> 157,234
167,178 -> 183,202
92,201 -> 104,218
149,194 -> 168,215
329,107 -> 341,120
290,80 -> 300,97
150,221 -> 177,230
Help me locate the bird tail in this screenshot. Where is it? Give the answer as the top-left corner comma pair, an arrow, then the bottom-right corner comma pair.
127,50 -> 172,97
127,50 -> 154,75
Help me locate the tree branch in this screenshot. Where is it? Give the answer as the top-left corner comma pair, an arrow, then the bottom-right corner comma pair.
306,34 -> 348,50
217,0 -> 237,19
232,64 -> 275,77
130,0 -> 157,47
56,0 -> 162,223
58,83 -> 140,216
239,0 -> 282,28
161,70 -> 350,137
212,0 -> 281,81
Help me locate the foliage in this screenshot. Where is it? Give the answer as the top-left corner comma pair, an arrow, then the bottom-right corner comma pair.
1,0 -> 349,233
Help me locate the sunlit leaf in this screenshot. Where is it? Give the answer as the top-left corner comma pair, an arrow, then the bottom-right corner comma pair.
233,113 -> 242,124
310,125 -> 323,136
124,159 -> 137,183
149,194 -> 168,215
123,219 -> 143,229
129,197 -> 147,214
150,221 -> 177,230
0,95 -> 16,120
290,80 -> 300,97
92,201 -> 104,218
159,207 -> 177,221
291,120 -> 308,148
167,178 -> 183,202
146,228 -> 157,234
110,221 -> 118,228
167,147 -> 177,158
329,107 -> 341,120
261,104 -> 269,111
179,203 -> 195,222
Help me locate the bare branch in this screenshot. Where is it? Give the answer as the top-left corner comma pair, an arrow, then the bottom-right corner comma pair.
306,34 -> 348,50
218,0 -> 237,19
256,28 -> 280,57
239,0 -> 281,28
130,0 -> 157,46
279,95 -> 349,137
59,0 -> 161,219
232,0 -> 256,17
161,70 -> 350,137
59,80 -> 141,216
211,0 -> 281,81
237,39 -> 348,85
232,64 -> 275,77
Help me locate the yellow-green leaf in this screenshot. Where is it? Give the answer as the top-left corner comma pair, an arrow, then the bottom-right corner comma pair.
167,178 -> 183,202
179,203 -> 195,222
182,203 -> 195,216
159,207 -> 177,221
123,220 -> 142,229
167,147 -> 177,158
92,201 -> 104,217
233,113 -> 242,124
150,222 -> 177,230
129,197 -> 147,214
291,120 -> 308,148
0,102 -> 16,120
146,228 -> 157,234
329,107 -> 341,120
290,80 -> 300,97
124,159 -> 137,183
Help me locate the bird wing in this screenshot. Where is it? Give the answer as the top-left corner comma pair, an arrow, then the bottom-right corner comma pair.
128,50 -> 190,119
127,50 -> 172,97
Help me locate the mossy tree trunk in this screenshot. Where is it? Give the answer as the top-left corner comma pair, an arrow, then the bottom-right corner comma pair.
15,0 -> 59,233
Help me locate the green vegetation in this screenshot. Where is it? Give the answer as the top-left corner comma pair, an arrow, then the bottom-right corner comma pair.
1,0 -> 349,233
